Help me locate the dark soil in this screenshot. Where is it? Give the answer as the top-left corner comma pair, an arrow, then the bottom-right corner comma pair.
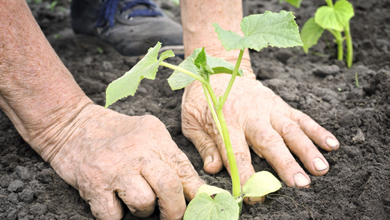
1,0 -> 389,219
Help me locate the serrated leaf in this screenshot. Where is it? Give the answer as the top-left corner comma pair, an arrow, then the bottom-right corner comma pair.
242,171 -> 282,198
167,48 -> 243,90
301,17 -> 325,53
105,42 -> 171,107
213,11 -> 303,52
315,0 -> 354,32
195,185 -> 230,197
194,48 -> 215,76
184,192 -> 239,220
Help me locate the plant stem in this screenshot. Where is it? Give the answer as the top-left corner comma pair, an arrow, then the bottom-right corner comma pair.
162,55 -> 242,200
355,72 -> 359,87
216,105 -> 241,199
202,84 -> 223,136
160,61 -> 207,84
218,49 -> 245,109
328,29 -> 344,61
203,82 -> 241,200
344,23 -> 353,68
325,0 -> 334,7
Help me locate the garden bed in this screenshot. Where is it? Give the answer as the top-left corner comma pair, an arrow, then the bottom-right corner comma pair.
0,0 -> 389,219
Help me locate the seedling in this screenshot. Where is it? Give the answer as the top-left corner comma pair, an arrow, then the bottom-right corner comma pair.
105,11 -> 302,219
279,0 -> 303,8
300,0 -> 354,68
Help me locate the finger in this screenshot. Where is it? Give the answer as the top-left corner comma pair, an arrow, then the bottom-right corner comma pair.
246,120 -> 311,188
79,188 -> 123,220
116,175 -> 156,218
141,159 -> 186,220
219,125 -> 255,187
182,112 -> 223,174
271,113 -> 329,176
287,106 -> 340,151
160,138 -> 206,200
212,123 -> 258,205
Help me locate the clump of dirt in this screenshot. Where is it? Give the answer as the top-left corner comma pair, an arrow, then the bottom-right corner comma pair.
0,0 -> 389,219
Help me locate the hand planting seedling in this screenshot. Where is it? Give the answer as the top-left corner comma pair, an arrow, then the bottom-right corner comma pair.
300,0 -> 354,68
105,11 -> 302,220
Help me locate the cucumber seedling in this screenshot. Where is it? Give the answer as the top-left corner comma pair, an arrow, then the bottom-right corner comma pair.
300,0 -> 354,68
105,11 -> 302,220
279,0 -> 303,8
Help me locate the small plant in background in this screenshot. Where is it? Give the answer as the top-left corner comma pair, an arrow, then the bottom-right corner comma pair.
105,11 -> 302,219
300,0 -> 354,68
279,0 -> 303,8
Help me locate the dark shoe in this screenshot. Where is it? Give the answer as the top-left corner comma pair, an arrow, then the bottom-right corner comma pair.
71,0 -> 183,56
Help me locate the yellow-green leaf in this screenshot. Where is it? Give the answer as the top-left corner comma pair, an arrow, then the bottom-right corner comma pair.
315,0 -> 354,31
242,171 -> 282,198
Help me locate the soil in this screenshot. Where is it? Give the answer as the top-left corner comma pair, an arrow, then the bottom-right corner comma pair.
1,0 -> 389,219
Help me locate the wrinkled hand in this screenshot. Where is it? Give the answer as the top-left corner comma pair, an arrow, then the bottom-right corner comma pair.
46,104 -> 204,220
182,71 -> 339,200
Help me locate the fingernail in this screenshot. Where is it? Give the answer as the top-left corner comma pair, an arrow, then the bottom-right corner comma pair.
204,155 -> 213,167
248,197 -> 265,203
313,158 -> 328,171
293,173 -> 310,188
326,137 -> 339,148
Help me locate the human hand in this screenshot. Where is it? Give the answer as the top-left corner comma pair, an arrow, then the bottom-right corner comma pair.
181,69 -> 339,201
44,104 -> 204,220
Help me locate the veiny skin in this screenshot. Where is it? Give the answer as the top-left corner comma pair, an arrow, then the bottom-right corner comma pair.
182,73 -> 339,190
181,0 -> 340,204
0,0 -> 340,219
0,1 -> 203,219
48,105 -> 204,219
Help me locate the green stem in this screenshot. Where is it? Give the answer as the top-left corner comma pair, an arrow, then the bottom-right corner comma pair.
218,49 -> 245,109
344,23 -> 353,68
160,61 -> 207,84
215,106 -> 241,199
328,29 -> 344,61
203,82 -> 241,200
325,0 -> 334,7
202,84 -> 223,137
161,56 -> 242,201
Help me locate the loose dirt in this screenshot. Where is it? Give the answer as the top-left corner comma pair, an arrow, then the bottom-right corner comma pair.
1,0 -> 389,219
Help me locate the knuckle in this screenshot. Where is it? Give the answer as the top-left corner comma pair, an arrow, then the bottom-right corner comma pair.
279,157 -> 297,169
142,115 -> 164,127
280,122 -> 301,137
177,161 -> 196,179
259,132 -> 283,149
234,151 -> 251,162
158,175 -> 183,195
198,139 -> 216,154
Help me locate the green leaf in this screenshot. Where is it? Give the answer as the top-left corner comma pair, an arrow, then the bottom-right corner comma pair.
167,48 -> 243,90
184,192 -> 239,220
301,17 -> 325,53
213,11 -> 303,52
314,0 -> 354,32
280,0 -> 303,8
242,171 -> 282,198
160,50 -> 175,60
195,184 -> 230,197
194,48 -> 215,76
105,42 -> 173,107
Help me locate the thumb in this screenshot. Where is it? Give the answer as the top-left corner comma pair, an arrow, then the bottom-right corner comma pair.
182,116 -> 223,174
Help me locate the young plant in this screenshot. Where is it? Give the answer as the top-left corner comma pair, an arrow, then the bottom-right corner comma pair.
300,0 -> 354,68
105,11 -> 302,219
279,0 -> 303,8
